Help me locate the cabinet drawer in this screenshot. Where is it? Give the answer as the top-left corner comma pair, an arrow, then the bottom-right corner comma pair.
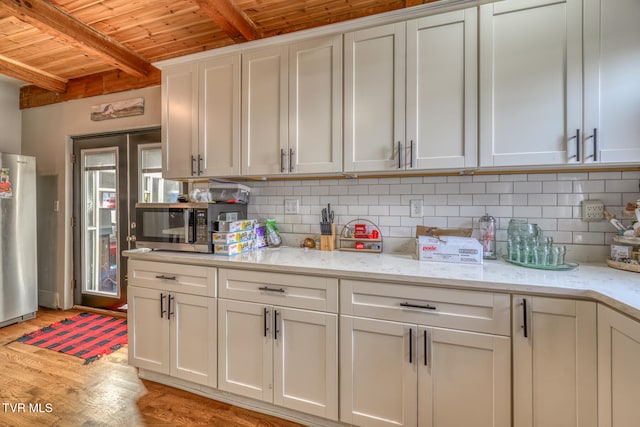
218,268 -> 338,313
341,279 -> 510,336
128,260 -> 216,297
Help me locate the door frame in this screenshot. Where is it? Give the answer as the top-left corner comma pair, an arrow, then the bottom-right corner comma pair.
71,127 -> 162,310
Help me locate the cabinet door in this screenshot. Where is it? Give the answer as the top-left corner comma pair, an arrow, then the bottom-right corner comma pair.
344,23 -> 406,173
170,293 -> 217,387
242,46 -> 288,176
406,8 -> 477,170
199,55 -> 241,176
128,286 -> 169,375
273,307 -> 338,420
218,299 -> 272,402
289,35 -> 342,174
340,316 -> 417,427
162,62 -> 199,178
512,296 -> 597,427
479,0 -> 582,167
598,305 -> 640,427
583,0 -> 640,164
418,327 -> 511,427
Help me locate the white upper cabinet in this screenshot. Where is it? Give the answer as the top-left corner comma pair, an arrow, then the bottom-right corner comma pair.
289,35 -> 343,174
242,36 -> 342,176
162,55 -> 241,178
162,62 -> 199,179
199,56 -> 241,176
480,0 -> 583,167
583,0 -> 640,164
406,8 -> 477,170
242,46 -> 289,176
344,23 -> 406,173
345,8 -> 477,173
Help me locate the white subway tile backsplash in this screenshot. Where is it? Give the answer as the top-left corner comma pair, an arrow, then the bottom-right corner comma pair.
486,182 -> 513,193
543,206 -> 573,218
544,181 -> 572,193
472,194 -> 500,205
528,194 -> 557,206
435,205 -> 460,216
573,232 -> 605,245
460,183 -> 486,193
606,180 -> 640,193
514,181 -> 543,193
245,170 -> 630,261
436,183 -> 460,194
448,195 -> 473,205
573,180 -> 605,193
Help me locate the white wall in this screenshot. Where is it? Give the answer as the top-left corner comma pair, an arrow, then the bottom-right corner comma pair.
21,86 -> 161,309
0,80 -> 22,153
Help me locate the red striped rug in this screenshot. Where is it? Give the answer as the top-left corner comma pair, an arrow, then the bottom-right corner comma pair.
17,312 -> 128,364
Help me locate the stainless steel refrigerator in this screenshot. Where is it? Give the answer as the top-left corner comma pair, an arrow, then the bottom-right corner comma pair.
0,153 -> 37,328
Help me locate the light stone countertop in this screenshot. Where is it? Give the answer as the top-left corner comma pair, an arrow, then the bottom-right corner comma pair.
124,247 -> 640,321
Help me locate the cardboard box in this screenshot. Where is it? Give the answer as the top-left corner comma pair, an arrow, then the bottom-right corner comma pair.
217,219 -> 257,233
415,225 -> 473,238
416,235 -> 483,264
214,239 -> 255,256
611,244 -> 633,261
212,230 -> 255,244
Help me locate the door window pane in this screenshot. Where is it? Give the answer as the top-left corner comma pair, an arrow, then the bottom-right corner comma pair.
81,148 -> 118,297
139,145 -> 181,203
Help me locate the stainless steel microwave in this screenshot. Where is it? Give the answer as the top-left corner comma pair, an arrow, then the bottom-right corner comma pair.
134,202 -> 248,253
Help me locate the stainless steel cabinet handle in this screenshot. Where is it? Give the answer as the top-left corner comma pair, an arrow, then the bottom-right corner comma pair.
280,149 -> 286,173
160,293 -> 166,319
167,294 -> 174,320
400,302 -> 437,311
274,309 -> 280,340
191,155 -> 196,176
410,140 -> 414,169
263,307 -> 269,337
424,330 -> 428,366
568,129 -> 581,162
585,128 -> 598,161
197,154 -> 203,175
409,328 -> 413,364
397,141 -> 402,169
522,298 -> 528,338
155,275 -> 177,280
289,148 -> 294,173
258,286 -> 285,293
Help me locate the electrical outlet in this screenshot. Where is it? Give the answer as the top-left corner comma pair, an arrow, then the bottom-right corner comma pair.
284,199 -> 299,214
582,199 -> 604,221
410,199 -> 423,218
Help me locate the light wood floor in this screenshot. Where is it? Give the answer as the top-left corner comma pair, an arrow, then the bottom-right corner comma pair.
0,307 -> 304,427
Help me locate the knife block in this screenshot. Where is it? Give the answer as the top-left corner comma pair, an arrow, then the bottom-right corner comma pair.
320,223 -> 335,251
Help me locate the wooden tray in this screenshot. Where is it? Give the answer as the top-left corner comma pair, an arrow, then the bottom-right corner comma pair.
607,259 -> 640,273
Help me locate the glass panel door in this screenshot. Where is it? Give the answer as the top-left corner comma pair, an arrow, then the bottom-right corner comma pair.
81,148 -> 119,297
138,143 -> 181,203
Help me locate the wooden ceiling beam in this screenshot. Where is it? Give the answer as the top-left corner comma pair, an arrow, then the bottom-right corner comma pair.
194,0 -> 261,42
0,0 -> 153,78
0,53 -> 67,93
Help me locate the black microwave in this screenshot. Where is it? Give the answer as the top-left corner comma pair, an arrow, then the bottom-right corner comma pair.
134,202 -> 248,253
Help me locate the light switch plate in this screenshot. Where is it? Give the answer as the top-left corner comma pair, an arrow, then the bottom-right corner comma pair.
582,199 -> 604,221
410,199 -> 423,218
284,199 -> 299,214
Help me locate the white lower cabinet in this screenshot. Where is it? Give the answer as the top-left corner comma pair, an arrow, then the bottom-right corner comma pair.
128,286 -> 217,387
127,260 -> 217,388
340,280 -> 511,427
341,316 -> 510,427
512,296 -> 597,427
217,269 -> 339,420
598,304 -> 640,427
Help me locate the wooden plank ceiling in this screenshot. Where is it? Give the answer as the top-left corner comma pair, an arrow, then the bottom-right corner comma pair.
0,0 -> 434,109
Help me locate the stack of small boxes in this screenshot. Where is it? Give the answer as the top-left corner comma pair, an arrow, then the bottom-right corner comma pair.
212,219 -> 258,255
